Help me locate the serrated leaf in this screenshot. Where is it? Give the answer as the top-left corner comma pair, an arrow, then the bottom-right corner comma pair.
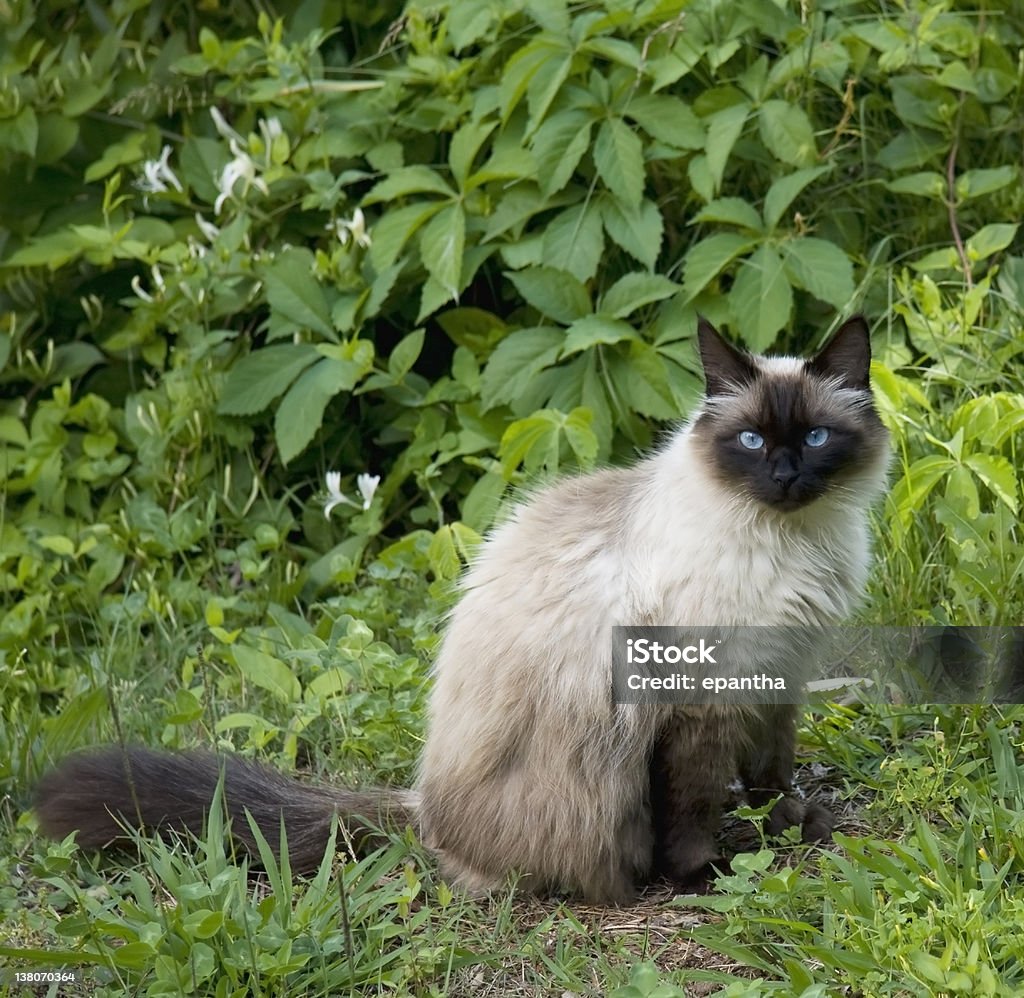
540,201 -> 604,282
274,343 -> 373,463
368,201 -> 445,271
531,110 -> 593,196
602,197 -> 664,270
625,94 -> 704,150
730,245 -> 793,351
759,100 -> 817,167
419,203 -> 466,300
233,646 -> 301,703
594,117 -> 645,207
704,102 -> 749,192
262,247 -> 333,337
449,119 -> 496,188
782,237 -> 854,309
563,407 -> 598,466
506,267 -> 590,324
217,345 -> 320,416
599,273 -> 679,318
682,233 -> 756,301
561,315 -> 639,357
526,47 -> 573,136
362,165 -> 455,204
693,197 -> 763,232
763,165 -> 830,230
479,326 -> 564,410
965,453 -> 1019,513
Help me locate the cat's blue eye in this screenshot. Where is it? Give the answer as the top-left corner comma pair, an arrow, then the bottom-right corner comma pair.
738,430 -> 764,450
805,427 -> 830,448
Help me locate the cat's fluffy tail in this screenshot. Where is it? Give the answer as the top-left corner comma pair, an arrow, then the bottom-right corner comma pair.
34,746 -> 416,871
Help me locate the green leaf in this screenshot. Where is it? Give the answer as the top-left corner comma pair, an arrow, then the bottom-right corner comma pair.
782,238 -> 854,309
955,165 -> 1018,201
479,326 -> 564,410
563,407 -> 598,466
594,117 -> 645,207
540,201 -> 604,283
704,102 -> 749,192
362,165 -> 455,203
759,100 -> 817,167
0,106 -> 38,156
601,197 -> 664,270
368,201 -> 445,271
499,407 -> 593,477
729,245 -> 793,351
419,203 -> 466,300
682,233 -> 756,301
217,345 -> 320,416
885,171 -> 945,197
625,95 -> 704,150
233,646 -> 301,703
965,453 -> 1019,514
274,342 -> 373,463
598,273 -> 679,318
763,165 -> 830,230
506,267 -> 590,324
84,131 -> 149,183
693,197 -> 763,232
561,315 -> 640,357
262,248 -> 334,338
531,110 -> 593,196
966,223 -> 1019,263
449,119 -> 496,188
388,329 -> 425,378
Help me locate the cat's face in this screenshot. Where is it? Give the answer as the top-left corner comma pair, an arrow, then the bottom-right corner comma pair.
692,317 -> 890,512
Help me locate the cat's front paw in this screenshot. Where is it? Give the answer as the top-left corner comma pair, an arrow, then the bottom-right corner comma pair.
766,795 -> 835,842
799,801 -> 835,842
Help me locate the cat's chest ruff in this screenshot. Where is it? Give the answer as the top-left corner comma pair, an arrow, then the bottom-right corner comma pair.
632,513 -> 858,626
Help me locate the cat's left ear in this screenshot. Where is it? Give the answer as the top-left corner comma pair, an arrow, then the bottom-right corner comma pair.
808,315 -> 871,389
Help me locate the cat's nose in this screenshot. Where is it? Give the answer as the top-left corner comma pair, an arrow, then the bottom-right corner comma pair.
770,455 -> 799,488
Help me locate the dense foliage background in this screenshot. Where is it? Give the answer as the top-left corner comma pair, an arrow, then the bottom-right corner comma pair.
2,0 -> 1023,994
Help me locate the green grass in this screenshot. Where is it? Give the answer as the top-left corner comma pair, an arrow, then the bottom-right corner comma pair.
4,278 -> 1024,995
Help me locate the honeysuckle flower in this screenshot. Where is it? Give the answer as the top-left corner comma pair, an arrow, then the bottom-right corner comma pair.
258,116 -> 284,164
324,470 -> 380,517
356,472 -> 380,507
195,212 -> 220,243
327,208 -> 371,249
130,265 -> 166,303
214,150 -> 270,214
210,106 -> 244,145
137,145 -> 183,194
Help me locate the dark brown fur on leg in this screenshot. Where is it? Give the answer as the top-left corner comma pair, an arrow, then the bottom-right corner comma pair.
737,704 -> 834,843
649,710 -> 737,885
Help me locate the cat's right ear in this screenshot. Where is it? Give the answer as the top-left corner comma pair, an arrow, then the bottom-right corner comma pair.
697,318 -> 756,397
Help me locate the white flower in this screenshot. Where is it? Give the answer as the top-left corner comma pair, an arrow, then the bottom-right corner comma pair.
356,473 -> 380,508
214,150 -> 270,214
195,212 -> 220,242
130,265 -> 165,303
130,275 -> 153,303
324,470 -> 380,517
137,145 -> 183,194
327,208 -> 371,249
258,116 -> 284,164
210,107 -> 244,145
